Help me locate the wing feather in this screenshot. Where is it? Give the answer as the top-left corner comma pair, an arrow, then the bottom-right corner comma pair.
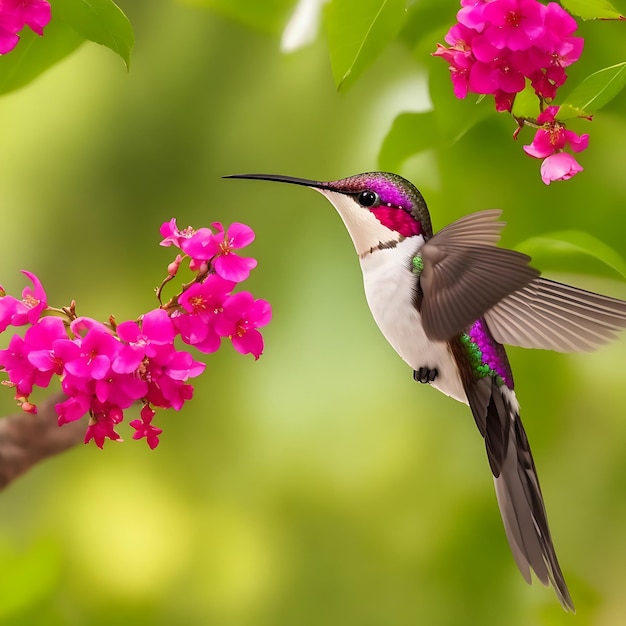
418,211 -> 539,341
485,277 -> 626,352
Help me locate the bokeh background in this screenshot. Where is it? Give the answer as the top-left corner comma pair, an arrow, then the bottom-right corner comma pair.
1,0 -> 626,624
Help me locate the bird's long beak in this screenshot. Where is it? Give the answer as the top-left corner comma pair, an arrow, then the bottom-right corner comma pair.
224,173 -> 330,190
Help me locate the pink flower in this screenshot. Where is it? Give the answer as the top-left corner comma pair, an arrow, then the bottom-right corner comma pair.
159,218 -> 196,248
0,294 -> 19,332
0,216 -> 271,447
482,0 -> 545,52
23,316 -> 67,381
94,371 -> 147,408
543,1 -> 578,36
61,326 -> 119,381
112,308 -> 175,374
130,405 -> 163,449
17,271 -> 47,324
0,0 -> 50,36
494,90 -> 516,112
523,106 -> 589,162
178,275 -> 235,315
212,222 -> 258,282
214,291 -> 272,359
469,51 -> 526,95
524,126 -> 588,158
175,275 -> 236,353
56,393 -> 92,425
0,334 -> 50,395
0,24 -> 18,54
0,0 -> 51,54
144,345 -> 205,410
457,0 -> 490,31
434,0 -> 583,112
529,65 -> 567,100
178,227 -> 215,266
1,271 -> 48,328
433,23 -> 477,99
84,403 -> 124,448
540,151 -> 583,184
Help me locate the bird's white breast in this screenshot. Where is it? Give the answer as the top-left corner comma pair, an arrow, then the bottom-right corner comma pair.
359,237 -> 467,404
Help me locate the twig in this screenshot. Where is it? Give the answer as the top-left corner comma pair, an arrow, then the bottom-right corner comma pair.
0,392 -> 85,490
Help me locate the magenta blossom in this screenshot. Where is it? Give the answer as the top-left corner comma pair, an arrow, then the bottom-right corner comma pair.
0,333 -> 51,396
540,152 -> 583,184
61,326 -> 120,381
0,270 -> 48,328
175,275 -> 236,353
211,222 -> 258,282
144,344 -> 205,410
433,23 -> 477,99
434,0 -> 588,182
182,222 -> 258,282
1,216 -> 271,448
178,226 -> 215,267
214,291 -> 272,359
130,405 -> 163,449
482,0 -> 545,52
94,371 -> 148,409
159,218 -> 196,248
0,0 -> 51,54
23,316 -> 67,379
56,393 -> 92,426
522,105 -> 588,183
435,0 -> 584,111
523,106 -> 589,159
113,308 -> 176,374
84,403 -> 124,448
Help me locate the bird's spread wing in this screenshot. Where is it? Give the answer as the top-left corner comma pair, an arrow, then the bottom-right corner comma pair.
418,211 -> 540,342
463,375 -> 574,611
484,277 -> 626,352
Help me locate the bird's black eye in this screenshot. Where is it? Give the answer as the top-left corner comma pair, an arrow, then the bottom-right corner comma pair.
357,190 -> 379,207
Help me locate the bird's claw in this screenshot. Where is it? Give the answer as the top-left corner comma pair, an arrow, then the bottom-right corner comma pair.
414,367 -> 438,384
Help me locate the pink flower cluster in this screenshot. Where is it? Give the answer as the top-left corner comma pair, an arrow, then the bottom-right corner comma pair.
0,220 -> 271,449
434,0 -> 589,183
522,105 -> 589,183
434,0 -> 582,111
0,0 -> 51,54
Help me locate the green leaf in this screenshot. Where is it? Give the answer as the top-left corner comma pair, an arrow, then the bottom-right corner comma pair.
559,0 -> 625,20
516,230 -> 626,280
180,0 -> 294,35
511,78 -> 541,119
0,19 -> 84,96
378,111 -> 440,171
561,62 -> 626,117
324,0 -> 407,91
52,0 -> 134,68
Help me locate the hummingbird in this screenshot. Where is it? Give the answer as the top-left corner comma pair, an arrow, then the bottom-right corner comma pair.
226,171 -> 626,610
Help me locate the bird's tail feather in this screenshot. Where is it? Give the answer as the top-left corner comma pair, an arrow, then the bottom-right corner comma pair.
491,383 -> 574,611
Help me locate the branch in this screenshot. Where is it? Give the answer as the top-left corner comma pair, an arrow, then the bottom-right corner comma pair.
0,392 -> 85,490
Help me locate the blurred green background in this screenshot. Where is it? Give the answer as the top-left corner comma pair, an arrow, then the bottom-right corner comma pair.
1,0 -> 626,624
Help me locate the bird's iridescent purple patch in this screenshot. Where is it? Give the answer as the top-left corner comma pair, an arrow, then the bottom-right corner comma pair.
360,175 -> 421,236
467,319 -> 513,387
362,175 -> 414,210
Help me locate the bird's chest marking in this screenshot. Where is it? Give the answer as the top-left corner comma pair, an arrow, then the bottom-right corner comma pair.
411,253 -> 424,276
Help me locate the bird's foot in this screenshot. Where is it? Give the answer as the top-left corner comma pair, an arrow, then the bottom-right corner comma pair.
414,367 -> 438,384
